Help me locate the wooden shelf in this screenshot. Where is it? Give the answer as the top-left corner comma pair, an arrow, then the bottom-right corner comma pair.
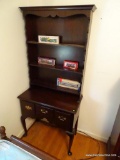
27,41 -> 85,49
30,80 -> 80,95
29,62 -> 83,75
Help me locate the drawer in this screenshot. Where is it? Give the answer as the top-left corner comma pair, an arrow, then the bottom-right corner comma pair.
55,111 -> 72,131
36,105 -> 54,124
20,101 -> 35,118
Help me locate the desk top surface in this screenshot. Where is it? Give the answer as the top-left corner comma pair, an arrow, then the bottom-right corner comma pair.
18,87 -> 81,113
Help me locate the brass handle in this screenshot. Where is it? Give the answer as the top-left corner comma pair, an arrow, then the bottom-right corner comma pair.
25,105 -> 32,110
58,116 -> 66,121
40,109 -> 48,114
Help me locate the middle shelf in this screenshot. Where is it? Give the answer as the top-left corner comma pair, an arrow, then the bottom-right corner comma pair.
29,62 -> 83,75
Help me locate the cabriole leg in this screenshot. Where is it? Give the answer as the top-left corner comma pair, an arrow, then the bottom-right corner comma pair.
67,133 -> 74,156
21,116 -> 27,136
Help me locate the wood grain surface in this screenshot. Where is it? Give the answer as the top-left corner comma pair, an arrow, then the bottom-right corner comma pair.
22,122 -> 107,160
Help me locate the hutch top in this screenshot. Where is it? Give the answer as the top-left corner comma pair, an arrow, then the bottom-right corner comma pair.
19,5 -> 96,96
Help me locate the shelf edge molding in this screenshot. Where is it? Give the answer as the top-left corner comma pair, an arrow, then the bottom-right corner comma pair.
20,5 -> 96,18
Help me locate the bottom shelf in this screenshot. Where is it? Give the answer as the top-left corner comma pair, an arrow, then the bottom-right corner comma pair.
30,80 -> 80,95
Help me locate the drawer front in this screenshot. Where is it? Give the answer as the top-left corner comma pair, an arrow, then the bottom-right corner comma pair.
55,111 -> 71,131
36,105 -> 54,124
20,101 -> 35,118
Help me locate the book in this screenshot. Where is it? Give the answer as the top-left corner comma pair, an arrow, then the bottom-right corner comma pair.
38,35 -> 59,44
38,57 -> 55,66
63,60 -> 78,70
57,78 -> 80,90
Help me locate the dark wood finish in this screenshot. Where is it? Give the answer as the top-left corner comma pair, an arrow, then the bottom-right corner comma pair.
20,5 -> 96,18
107,106 -> 120,160
18,5 -> 95,155
113,134 -> 120,160
0,126 -> 7,139
18,87 -> 80,113
18,87 -> 83,153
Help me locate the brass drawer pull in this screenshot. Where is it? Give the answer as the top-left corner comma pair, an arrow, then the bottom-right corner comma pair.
58,116 -> 66,121
40,109 -> 48,114
25,105 -> 32,110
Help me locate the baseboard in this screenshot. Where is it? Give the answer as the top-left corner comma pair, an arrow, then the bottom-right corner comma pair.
17,118 -> 35,138
77,128 -> 108,143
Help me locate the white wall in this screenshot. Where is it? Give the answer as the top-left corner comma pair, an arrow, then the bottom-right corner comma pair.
0,0 -> 30,138
0,0 -> 120,142
78,0 -> 120,142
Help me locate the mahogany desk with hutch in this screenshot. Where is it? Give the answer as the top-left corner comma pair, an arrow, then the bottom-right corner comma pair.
18,5 -> 96,155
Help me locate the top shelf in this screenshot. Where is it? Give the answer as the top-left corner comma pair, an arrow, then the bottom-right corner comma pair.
27,41 -> 86,49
